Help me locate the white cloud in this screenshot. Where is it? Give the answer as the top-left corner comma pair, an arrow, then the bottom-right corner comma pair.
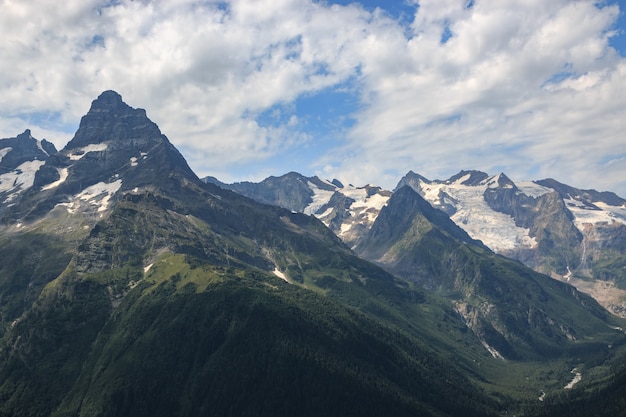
0,0 -> 625,196
324,0 -> 626,194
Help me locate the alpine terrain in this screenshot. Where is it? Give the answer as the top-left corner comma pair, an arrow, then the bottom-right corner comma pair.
0,91 -> 625,417
209,169 -> 626,317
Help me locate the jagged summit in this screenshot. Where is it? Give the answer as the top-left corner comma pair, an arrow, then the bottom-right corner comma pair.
12,129 -> 57,155
394,170 -> 430,191
90,90 -> 125,110
66,90 -> 161,150
0,129 -> 53,175
537,178 -> 626,207
2,91 -> 198,223
446,170 -> 490,185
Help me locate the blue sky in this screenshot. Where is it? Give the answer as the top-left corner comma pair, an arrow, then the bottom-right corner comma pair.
1,0 -> 626,195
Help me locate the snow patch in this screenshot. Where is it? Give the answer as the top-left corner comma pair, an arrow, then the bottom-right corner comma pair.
332,185 -> 390,237
481,341 -> 505,360
0,160 -> 45,191
57,179 -> 122,214
517,181 -> 552,198
0,147 -> 12,162
78,180 -> 122,212
566,198 -> 626,230
68,143 -> 108,160
343,187 -> 389,223
564,368 -> 582,390
1,160 -> 46,202
272,267 -> 291,283
41,168 -> 69,190
303,181 -> 335,215
35,140 -> 48,155
317,207 -> 334,219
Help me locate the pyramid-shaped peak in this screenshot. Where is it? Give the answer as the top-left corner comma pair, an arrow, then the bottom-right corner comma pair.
86,90 -> 144,117
91,90 -> 124,109
66,91 -> 158,149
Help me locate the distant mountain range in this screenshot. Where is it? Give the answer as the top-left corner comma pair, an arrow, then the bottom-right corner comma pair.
206,169 -> 626,316
1,91 -> 626,416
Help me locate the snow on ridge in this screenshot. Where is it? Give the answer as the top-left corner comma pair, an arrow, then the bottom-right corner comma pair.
0,147 -> 12,162
57,179 -> 122,215
516,181 -> 552,198
272,267 -> 290,283
565,198 -> 626,229
77,180 -> 123,212
452,173 -> 472,185
340,186 -> 389,212
35,140 -> 49,155
303,181 -> 335,215
41,168 -> 69,190
1,160 -> 47,203
419,178 -> 536,252
68,143 -> 108,160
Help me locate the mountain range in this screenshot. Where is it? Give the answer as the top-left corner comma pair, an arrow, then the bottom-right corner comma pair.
1,91 -> 625,416
206,169 -> 626,317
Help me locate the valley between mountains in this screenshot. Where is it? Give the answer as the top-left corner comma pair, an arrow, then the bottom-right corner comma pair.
1,91 -> 626,416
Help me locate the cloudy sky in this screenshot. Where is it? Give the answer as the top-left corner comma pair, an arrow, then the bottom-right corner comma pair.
2,0 -> 626,195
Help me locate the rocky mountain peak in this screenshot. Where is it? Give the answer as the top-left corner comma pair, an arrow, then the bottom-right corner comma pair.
89,90 -> 125,111
537,178 -> 626,207
394,170 -> 431,192
0,129 -> 51,173
66,90 -> 161,150
1,91 -> 198,223
330,178 -> 344,188
448,170 -> 489,186
10,129 -> 56,156
16,129 -> 33,140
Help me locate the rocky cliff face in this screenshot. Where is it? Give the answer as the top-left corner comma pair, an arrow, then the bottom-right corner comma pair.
1,90 -> 197,225
0,129 -> 56,206
354,185 -> 616,361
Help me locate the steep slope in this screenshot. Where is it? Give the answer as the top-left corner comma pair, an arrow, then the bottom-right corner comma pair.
1,90 -> 196,225
536,179 -> 626,287
207,169 -> 626,316
205,173 -> 391,247
0,92 -> 505,417
396,170 -> 580,262
399,170 -> 626,316
0,129 -> 56,206
357,185 -> 622,361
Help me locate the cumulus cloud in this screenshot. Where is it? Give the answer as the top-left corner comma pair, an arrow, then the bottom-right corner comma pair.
0,0 -> 625,195
326,0 -> 626,193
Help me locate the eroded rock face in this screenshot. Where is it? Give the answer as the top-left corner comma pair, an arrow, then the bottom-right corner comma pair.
0,129 -> 55,173
0,130 -> 55,209
2,90 -> 198,224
